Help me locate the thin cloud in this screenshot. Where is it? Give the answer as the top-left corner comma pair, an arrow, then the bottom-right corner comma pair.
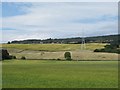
2,2 -> 118,42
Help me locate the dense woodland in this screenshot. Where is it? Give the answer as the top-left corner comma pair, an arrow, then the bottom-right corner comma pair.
9,34 -> 120,44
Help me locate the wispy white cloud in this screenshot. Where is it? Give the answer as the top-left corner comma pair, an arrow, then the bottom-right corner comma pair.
2,2 -> 118,42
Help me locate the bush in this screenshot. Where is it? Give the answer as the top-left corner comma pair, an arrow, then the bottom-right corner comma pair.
9,55 -> 16,59
12,56 -> 16,59
64,52 -> 72,61
94,48 -> 120,54
94,48 -> 106,52
1,49 -> 10,60
21,56 -> 26,60
100,49 -> 105,52
116,49 -> 120,54
57,58 -> 61,61
13,56 -> 16,59
0,49 -> 16,60
7,41 -> 11,44
94,49 -> 100,52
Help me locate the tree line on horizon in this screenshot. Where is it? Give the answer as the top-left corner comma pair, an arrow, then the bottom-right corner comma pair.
8,34 -> 120,44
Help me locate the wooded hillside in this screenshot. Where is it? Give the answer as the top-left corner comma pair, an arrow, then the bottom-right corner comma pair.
9,34 -> 120,44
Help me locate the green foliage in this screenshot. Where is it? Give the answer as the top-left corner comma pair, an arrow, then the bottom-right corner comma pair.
13,56 -> 16,59
94,49 -> 101,52
21,56 -> 26,60
116,49 -> 120,54
57,58 -> 61,60
1,49 -> 11,60
1,49 -> 9,60
7,41 -> 11,44
94,40 -> 120,54
104,44 -> 119,49
1,49 -> 16,60
10,34 -> 120,44
64,52 -> 72,60
9,55 -> 16,59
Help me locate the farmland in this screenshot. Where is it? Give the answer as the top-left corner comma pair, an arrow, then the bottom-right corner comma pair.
2,2 -> 119,89
1,43 -> 119,88
2,60 -> 118,88
2,43 -> 106,51
1,43 -> 118,60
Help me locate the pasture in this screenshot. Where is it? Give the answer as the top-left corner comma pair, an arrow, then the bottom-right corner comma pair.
1,43 -> 118,60
2,43 -> 106,51
2,60 -> 118,88
1,43 -> 119,88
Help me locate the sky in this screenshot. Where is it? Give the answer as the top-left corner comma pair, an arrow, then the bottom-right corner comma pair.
1,2 -> 118,42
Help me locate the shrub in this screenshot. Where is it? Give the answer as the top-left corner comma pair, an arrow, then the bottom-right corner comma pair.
64,52 -> 72,61
94,49 -> 100,52
21,56 -> 26,60
94,49 -> 105,52
7,41 -> 11,44
1,49 -> 10,60
57,58 -> 61,61
10,55 -> 16,59
0,49 -> 16,60
100,49 -> 105,52
94,48 -> 120,54
13,56 -> 16,59
116,49 -> 120,54
9,55 -> 16,59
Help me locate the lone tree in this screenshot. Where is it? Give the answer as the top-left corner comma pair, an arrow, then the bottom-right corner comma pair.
64,52 -> 72,61
7,41 -> 11,44
0,49 -> 10,60
0,49 -> 16,60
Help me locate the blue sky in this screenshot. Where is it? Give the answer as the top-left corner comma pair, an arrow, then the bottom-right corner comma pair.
2,2 -> 32,17
1,2 -> 118,42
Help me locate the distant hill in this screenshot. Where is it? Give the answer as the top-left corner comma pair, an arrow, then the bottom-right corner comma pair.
9,34 -> 120,44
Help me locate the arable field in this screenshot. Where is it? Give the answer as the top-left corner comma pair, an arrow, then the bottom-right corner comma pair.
2,60 -> 118,88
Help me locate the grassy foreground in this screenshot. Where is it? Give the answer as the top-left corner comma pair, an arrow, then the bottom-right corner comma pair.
2,60 -> 118,88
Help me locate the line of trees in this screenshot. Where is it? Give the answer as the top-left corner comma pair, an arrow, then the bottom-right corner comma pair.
8,34 -> 120,44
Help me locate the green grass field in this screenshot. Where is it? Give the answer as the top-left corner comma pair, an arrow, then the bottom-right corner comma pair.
2,43 -> 106,51
1,43 -> 119,88
2,60 -> 118,88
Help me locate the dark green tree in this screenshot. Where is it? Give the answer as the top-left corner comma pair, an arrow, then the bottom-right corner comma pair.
1,49 -> 10,60
21,56 -> 26,60
7,41 -> 11,44
64,52 -> 72,61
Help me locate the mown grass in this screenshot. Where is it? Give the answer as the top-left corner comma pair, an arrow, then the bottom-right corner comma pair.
2,43 -> 106,51
2,60 -> 118,88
